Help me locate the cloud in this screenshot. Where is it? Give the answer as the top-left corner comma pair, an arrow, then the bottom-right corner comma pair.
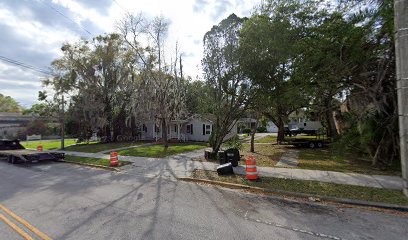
182,52 -> 195,58
211,0 -> 232,21
76,0 -> 113,15
193,0 -> 209,13
0,0 -> 260,107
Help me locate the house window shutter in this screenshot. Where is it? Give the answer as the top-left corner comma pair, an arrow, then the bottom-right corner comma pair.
203,124 -> 205,135
191,124 -> 193,134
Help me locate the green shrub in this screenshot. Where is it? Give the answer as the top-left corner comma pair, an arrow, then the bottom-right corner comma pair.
257,126 -> 267,133
222,135 -> 242,150
242,128 -> 251,134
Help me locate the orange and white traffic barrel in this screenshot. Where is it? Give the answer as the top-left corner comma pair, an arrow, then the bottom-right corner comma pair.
110,152 -> 119,167
37,145 -> 43,152
246,156 -> 258,180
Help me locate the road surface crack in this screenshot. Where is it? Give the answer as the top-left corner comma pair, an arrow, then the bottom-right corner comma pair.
243,216 -> 345,240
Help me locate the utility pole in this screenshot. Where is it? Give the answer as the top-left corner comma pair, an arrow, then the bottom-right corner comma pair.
395,0 -> 408,196
61,94 -> 65,150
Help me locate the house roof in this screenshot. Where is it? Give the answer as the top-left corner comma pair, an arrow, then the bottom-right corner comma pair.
238,118 -> 257,123
187,114 -> 214,123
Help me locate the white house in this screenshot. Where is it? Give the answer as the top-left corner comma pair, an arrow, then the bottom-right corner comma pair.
140,115 -> 238,142
266,121 -> 278,133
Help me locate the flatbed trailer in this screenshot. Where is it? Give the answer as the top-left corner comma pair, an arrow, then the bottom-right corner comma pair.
0,139 -> 64,164
284,135 -> 330,149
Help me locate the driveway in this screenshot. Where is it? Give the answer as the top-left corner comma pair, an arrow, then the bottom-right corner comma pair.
0,160 -> 407,240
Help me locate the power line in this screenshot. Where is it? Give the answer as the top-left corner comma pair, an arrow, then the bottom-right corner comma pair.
112,0 -> 128,14
38,0 -> 92,37
0,55 -> 54,76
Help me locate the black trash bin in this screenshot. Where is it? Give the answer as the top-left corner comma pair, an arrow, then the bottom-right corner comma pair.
218,151 -> 226,164
217,162 -> 234,175
225,148 -> 240,167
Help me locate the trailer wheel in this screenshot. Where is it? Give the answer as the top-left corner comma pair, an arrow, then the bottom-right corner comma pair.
309,142 -> 315,149
317,142 -> 323,148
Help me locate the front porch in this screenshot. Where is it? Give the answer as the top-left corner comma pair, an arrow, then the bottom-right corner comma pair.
153,120 -> 189,142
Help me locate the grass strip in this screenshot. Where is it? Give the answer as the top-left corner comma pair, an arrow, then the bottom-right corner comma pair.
297,149 -> 401,176
118,143 -> 207,158
191,169 -> 408,206
21,139 -> 78,150
254,135 -> 277,143
64,141 -> 145,153
64,155 -> 131,168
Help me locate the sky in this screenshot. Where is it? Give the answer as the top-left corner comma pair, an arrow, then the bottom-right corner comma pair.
0,0 -> 261,108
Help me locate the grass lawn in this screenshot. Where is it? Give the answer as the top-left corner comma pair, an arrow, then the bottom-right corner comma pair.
297,149 -> 401,176
118,143 -> 207,158
21,139 -> 78,150
64,141 -> 146,153
191,170 -> 408,206
255,135 -> 277,143
64,155 -> 131,167
241,143 -> 288,167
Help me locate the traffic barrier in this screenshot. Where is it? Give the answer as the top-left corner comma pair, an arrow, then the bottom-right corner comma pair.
110,152 -> 119,167
246,156 -> 258,180
37,145 -> 43,152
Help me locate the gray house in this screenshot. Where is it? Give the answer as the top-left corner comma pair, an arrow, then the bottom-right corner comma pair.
0,112 -> 34,139
140,115 -> 237,142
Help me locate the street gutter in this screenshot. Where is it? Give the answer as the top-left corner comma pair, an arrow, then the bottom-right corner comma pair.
178,177 -> 408,212
56,159 -> 121,172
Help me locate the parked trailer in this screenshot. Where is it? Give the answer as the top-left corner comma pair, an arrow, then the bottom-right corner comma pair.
0,139 -> 64,164
284,135 -> 330,149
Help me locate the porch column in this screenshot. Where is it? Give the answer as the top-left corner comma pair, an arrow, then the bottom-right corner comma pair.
177,124 -> 181,140
153,124 -> 156,141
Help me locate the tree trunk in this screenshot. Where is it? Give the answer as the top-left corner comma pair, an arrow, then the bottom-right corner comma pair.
250,118 -> 259,153
325,107 -> 338,139
60,95 -> 65,150
162,119 -> 168,149
105,102 -> 113,142
277,116 -> 285,143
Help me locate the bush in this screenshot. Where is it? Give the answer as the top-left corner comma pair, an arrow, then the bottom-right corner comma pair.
242,128 -> 251,134
222,135 -> 242,150
257,126 -> 267,133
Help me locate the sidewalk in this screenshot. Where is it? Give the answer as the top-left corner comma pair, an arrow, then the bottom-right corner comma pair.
56,149 -> 404,190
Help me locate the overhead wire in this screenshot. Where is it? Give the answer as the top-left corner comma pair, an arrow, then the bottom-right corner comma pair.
0,55 -> 54,76
38,0 -> 93,37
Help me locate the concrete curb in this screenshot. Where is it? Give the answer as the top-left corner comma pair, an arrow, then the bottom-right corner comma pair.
56,159 -> 121,172
178,177 -> 408,212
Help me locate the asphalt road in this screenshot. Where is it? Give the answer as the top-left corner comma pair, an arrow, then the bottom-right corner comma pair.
0,160 -> 407,240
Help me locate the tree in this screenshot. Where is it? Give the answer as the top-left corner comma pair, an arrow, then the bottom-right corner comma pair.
185,80 -> 216,115
202,14 -> 253,154
22,103 -> 49,116
118,13 -> 187,148
46,33 -> 138,142
0,93 -> 21,112
239,1 -> 317,142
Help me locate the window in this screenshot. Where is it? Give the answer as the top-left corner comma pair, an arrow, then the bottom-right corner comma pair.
304,123 -> 307,127
142,124 -> 147,132
187,125 -> 191,133
155,125 -> 160,132
206,125 -> 211,135
203,124 -> 211,135
174,125 -> 178,132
